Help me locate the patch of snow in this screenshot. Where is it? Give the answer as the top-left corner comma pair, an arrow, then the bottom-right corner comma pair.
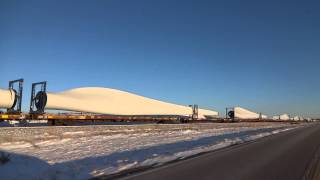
0,123 -> 301,179
63,131 -> 85,135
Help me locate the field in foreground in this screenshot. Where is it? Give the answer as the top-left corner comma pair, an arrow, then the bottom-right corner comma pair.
0,122 -> 302,179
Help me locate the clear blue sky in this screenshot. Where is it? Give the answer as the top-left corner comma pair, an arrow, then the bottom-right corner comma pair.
0,0 -> 319,118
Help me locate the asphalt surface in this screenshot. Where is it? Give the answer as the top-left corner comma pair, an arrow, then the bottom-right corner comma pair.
123,124 -> 320,180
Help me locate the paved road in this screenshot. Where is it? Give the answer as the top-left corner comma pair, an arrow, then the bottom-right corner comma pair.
123,124 -> 320,180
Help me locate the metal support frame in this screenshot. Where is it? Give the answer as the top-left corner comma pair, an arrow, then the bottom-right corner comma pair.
189,104 -> 198,120
226,107 -> 235,121
192,104 -> 198,120
30,81 -> 47,114
259,112 -> 262,120
7,79 -> 24,114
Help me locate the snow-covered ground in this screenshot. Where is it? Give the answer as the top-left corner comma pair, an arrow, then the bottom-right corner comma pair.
0,122 -> 302,179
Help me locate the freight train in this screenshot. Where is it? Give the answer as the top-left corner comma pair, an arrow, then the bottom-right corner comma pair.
0,79 -> 221,125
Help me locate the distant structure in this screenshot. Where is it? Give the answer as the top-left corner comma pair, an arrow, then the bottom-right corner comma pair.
226,107 -> 267,120
293,116 -> 304,121
272,114 -> 290,121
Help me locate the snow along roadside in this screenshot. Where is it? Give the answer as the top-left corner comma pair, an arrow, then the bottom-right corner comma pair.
92,127 -> 295,178
0,125 -> 298,180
